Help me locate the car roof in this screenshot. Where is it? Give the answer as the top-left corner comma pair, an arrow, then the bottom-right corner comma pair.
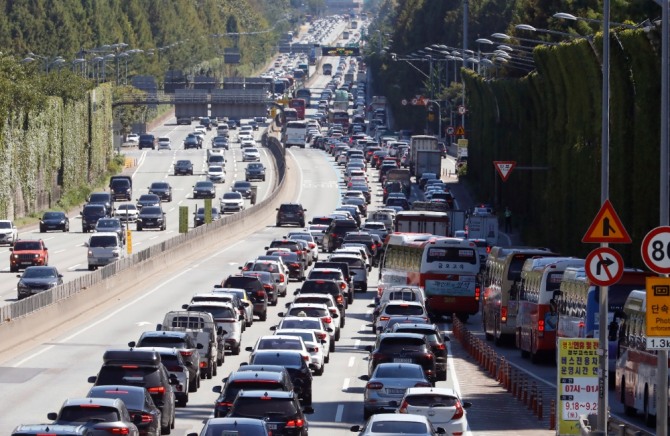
404,386 -> 459,397
59,397 -> 124,408
379,332 -> 426,340
140,330 -> 189,338
235,390 -> 295,399
228,370 -> 284,382
366,412 -> 432,423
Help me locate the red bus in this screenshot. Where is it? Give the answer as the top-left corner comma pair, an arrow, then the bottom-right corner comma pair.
515,257 -> 584,363
289,98 -> 306,120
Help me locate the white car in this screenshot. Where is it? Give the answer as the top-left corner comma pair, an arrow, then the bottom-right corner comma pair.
114,204 -> 139,223
220,191 -> 245,213
124,133 -> 140,146
0,220 -> 18,246
208,165 -> 226,183
286,231 -> 319,262
290,292 -> 344,329
239,135 -> 255,148
239,125 -> 254,135
281,302 -> 339,346
245,335 -> 311,363
274,329 -> 327,375
184,300 -> 243,355
157,136 -> 171,150
194,125 -> 206,135
207,147 -> 224,158
398,387 -> 471,433
242,147 -> 260,162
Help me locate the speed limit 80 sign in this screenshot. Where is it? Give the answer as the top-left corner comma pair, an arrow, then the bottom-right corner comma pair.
641,226 -> 670,274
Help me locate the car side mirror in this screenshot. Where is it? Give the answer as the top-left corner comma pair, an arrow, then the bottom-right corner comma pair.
269,325 -> 277,331
285,302 -> 292,308
463,401 -> 472,409
436,427 -> 447,435
332,313 -> 339,318
214,284 -> 222,288
277,312 -> 285,317
293,290 -> 300,296
239,362 -> 248,367
87,376 -> 97,383
185,361 -> 193,367
47,412 -> 58,420
83,242 -> 89,247
350,425 -> 362,432
182,304 -> 189,309
245,346 -> 253,352
217,327 -> 224,336
360,374 -> 370,381
365,345 -> 373,353
212,385 -> 222,393
133,414 -> 143,425
128,341 -> 136,348
327,327 -> 334,333
308,363 -> 318,371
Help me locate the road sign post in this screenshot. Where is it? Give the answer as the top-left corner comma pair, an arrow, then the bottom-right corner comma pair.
493,161 -> 516,182
641,226 -> 670,274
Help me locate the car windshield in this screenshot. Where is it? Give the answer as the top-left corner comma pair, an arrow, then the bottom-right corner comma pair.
234,182 -> 251,188
196,182 -> 213,188
151,183 -> 169,189
14,241 -> 42,250
118,205 -> 136,211
374,364 -> 425,379
96,220 -> 119,229
22,268 -> 56,278
230,397 -> 298,418
177,160 -> 191,166
89,236 -> 118,248
43,212 -> 63,219
59,405 -> 120,423
89,194 -> 109,202
139,195 -> 158,202
369,421 -> 428,434
223,193 -> 242,199
0,221 -> 11,229
141,207 -> 162,215
209,166 -> 223,172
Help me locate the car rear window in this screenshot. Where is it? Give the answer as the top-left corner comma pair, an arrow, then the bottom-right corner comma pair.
95,366 -> 161,386
251,353 -> 302,367
287,307 -> 327,317
231,397 -> 298,417
385,305 -> 424,316
404,394 -> 458,407
59,405 -> 120,422
379,337 -> 425,352
308,271 -> 342,280
279,319 -> 321,330
89,388 -> 143,409
375,365 -> 424,378
258,338 -> 302,350
396,328 -> 440,343
330,257 -> 365,269
158,354 -> 184,372
223,277 -> 263,292
188,305 -> 236,319
370,421 -> 428,433
224,381 -> 284,401
138,336 -> 187,348
89,236 -> 118,248
300,281 -> 339,294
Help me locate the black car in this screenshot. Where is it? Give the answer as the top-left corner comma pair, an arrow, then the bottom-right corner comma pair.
242,271 -> 278,306
16,266 -> 63,300
219,275 -> 268,321
136,206 -> 166,231
200,117 -> 212,128
109,176 -> 133,201
391,323 -> 449,381
139,134 -> 156,150
211,136 -> 229,150
193,181 -> 216,199
46,397 -> 140,436
227,390 -> 313,436
88,192 -> 114,217
183,134 -> 201,150
136,194 -> 161,210
87,385 -> 161,436
226,119 -> 237,129
249,120 -> 259,130
245,163 -> 266,182
88,349 -> 176,434
174,160 -> 194,176
321,219 -> 358,252
246,350 -> 314,406
95,218 -> 126,245
231,181 -> 253,198
40,211 -> 69,233
194,207 -> 221,227
80,204 -> 107,233
212,369 -> 294,417
276,203 -> 307,227
366,333 -> 437,383
131,331 -> 201,395
148,182 -> 173,202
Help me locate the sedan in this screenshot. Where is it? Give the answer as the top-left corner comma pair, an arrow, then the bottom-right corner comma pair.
397,387 -> 471,434
136,194 -> 161,210
47,397 -> 139,436
193,181 -> 216,199
350,413 -> 447,435
362,363 -> 432,418
174,159 -> 194,176
242,147 -> 261,162
148,182 -> 173,202
17,266 -> 64,300
115,203 -> 139,223
207,165 -> 226,184
231,181 -> 253,198
39,211 -> 69,232
211,136 -> 229,149
220,192 -> 245,213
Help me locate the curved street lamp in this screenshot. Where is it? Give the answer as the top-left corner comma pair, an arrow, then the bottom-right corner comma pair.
515,23 -> 576,40
553,12 -> 636,29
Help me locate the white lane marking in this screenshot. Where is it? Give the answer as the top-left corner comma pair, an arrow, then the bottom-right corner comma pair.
348,356 -> 355,367
447,341 -> 460,394
149,236 -> 159,240
286,148 -> 304,201
335,404 -> 344,422
341,377 -> 350,392
354,339 -> 361,349
358,323 -> 367,333
132,151 -> 148,178
13,266 -> 193,367
67,264 -> 80,271
42,237 -> 56,241
54,249 -> 66,254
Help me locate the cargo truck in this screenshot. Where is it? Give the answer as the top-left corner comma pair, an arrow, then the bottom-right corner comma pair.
414,150 -> 442,180
409,135 -> 440,178
466,212 -> 499,245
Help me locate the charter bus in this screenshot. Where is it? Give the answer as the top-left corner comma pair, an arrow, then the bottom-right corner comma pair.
481,247 -> 557,345
615,290 -> 670,426
289,98 -> 306,119
284,120 -> 307,148
516,257 -> 584,363
283,108 -> 299,123
557,267 -> 652,376
381,233 -> 481,322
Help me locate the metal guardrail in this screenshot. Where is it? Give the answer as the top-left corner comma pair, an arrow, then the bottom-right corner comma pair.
0,132 -> 287,325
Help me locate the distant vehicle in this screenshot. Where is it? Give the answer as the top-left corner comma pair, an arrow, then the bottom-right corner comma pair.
16,265 -> 63,299
40,211 -> 69,233
174,160 -> 194,176
138,134 -> 156,150
0,219 -> 18,245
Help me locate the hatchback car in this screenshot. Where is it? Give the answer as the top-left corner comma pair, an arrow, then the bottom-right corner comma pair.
227,390 -> 313,436
16,265 -> 63,299
397,387 -> 471,434
47,397 -> 140,436
350,413 -> 447,435
40,211 -> 69,232
212,370 -> 294,418
362,363 -> 432,418
86,385 -> 161,436
276,203 -> 307,227
187,417 -> 271,436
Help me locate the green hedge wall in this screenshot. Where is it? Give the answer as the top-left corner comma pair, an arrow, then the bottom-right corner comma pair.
464,30 -> 662,268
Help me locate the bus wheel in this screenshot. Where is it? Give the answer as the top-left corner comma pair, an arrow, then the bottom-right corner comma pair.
644,386 -> 656,427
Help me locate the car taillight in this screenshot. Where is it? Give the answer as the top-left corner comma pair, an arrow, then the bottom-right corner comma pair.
501,306 -> 508,323
379,316 -> 389,321
452,400 -> 465,419
339,282 -> 346,290
280,274 -> 286,283
216,401 -> 233,408
331,233 -> 337,238
308,242 -> 315,249
256,290 -> 266,297
336,295 -> 344,304
286,418 -> 305,428
264,284 -> 273,291
303,355 -> 309,361
398,400 -> 409,413
132,413 -> 154,424
376,243 -> 382,248
200,361 -> 208,368
166,365 -> 183,371
321,316 -> 332,324
475,286 -> 481,301
424,353 -> 434,360
180,351 -> 193,357
415,381 -> 432,387
95,428 -> 129,435
435,343 -> 446,350
366,382 -> 384,390
290,263 -> 300,268
312,346 -> 319,352
148,386 -> 165,394
329,308 -> 338,314
316,332 -> 327,340
538,319 -> 545,334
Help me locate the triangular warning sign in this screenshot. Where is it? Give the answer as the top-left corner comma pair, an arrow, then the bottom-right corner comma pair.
493,161 -> 516,182
455,126 -> 465,136
582,199 -> 632,243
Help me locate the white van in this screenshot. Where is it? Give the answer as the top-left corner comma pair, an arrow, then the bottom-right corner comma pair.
216,124 -> 229,137
86,232 -> 124,270
367,210 -> 395,231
